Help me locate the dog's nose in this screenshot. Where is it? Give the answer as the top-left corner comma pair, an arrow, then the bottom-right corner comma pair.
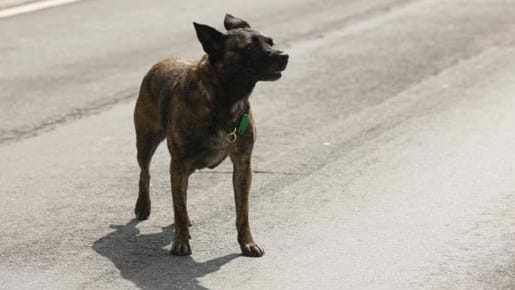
279,53 -> 289,69
270,50 -> 289,70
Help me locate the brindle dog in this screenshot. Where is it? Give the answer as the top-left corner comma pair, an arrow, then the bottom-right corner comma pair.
133,14 -> 288,257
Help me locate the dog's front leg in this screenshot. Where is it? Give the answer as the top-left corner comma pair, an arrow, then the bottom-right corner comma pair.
170,162 -> 192,256
231,154 -> 264,257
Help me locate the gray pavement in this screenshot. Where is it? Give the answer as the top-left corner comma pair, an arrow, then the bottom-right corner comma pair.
2,0 -> 515,289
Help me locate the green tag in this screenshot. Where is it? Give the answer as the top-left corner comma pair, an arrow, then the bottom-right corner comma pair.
237,114 -> 250,135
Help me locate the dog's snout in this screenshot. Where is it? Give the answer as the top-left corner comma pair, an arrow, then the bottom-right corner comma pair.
269,50 -> 289,68
278,52 -> 289,70
274,50 -> 288,60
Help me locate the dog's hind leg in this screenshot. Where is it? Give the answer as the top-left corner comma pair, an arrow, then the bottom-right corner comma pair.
134,128 -> 164,220
133,91 -> 165,220
134,126 -> 164,220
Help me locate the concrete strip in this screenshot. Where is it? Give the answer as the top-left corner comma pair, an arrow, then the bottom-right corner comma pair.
0,0 -> 79,18
0,0 -> 36,9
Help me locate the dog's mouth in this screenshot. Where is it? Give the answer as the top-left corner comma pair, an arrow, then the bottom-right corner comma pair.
262,70 -> 283,81
261,53 -> 289,81
261,64 -> 287,81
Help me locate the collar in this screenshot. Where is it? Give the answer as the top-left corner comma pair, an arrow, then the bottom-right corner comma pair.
226,113 -> 250,143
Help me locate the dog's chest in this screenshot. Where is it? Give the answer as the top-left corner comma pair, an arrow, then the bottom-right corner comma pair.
204,129 -> 231,168
174,99 -> 249,170
185,128 -> 232,170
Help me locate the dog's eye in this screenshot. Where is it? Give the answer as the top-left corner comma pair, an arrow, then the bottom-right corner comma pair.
243,38 -> 258,50
265,37 -> 274,46
241,43 -> 253,50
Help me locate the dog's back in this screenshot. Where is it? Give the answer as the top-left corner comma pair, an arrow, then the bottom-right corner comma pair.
135,58 -> 193,132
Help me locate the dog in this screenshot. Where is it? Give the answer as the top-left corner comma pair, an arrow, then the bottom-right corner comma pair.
133,14 -> 288,257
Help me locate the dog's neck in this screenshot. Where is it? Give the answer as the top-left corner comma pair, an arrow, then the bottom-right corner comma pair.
198,55 -> 255,103
197,55 -> 255,130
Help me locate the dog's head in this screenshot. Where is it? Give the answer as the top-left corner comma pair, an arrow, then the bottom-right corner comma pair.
193,14 -> 288,82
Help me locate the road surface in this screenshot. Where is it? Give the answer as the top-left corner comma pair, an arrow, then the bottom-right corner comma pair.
1,0 -> 515,289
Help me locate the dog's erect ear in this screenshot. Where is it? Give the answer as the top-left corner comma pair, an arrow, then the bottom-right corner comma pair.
224,13 -> 251,30
193,22 -> 225,56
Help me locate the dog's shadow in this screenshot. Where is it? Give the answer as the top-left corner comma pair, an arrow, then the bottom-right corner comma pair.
92,219 -> 239,290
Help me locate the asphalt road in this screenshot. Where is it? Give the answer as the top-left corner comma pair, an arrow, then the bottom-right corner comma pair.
2,0 -> 515,289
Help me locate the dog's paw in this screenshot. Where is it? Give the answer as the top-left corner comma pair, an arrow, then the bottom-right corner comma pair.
134,198 -> 150,220
240,242 -> 264,257
170,240 -> 192,256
